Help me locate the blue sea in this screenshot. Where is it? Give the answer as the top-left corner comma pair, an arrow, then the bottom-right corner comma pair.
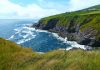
0,19 -> 72,52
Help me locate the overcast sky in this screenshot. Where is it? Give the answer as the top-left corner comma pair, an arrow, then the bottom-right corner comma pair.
0,0 -> 100,19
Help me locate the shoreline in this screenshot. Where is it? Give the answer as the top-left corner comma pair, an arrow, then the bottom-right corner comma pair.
30,25 -> 92,51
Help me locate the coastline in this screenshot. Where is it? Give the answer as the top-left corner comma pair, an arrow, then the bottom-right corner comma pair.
30,25 -> 92,51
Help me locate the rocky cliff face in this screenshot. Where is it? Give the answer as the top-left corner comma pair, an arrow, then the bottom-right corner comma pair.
33,6 -> 100,47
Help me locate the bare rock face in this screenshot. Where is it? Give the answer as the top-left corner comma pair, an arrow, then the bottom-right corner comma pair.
32,6 -> 100,47
33,19 -> 100,47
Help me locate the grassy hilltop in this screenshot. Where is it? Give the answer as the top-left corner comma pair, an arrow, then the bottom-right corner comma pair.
35,5 -> 100,47
39,10 -> 100,34
0,38 -> 100,70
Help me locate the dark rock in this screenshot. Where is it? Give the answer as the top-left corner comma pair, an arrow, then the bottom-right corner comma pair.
32,14 -> 100,47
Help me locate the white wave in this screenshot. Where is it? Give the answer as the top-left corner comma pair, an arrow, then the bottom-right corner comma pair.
51,32 -> 91,50
11,26 -> 62,45
23,34 -> 29,39
32,28 -> 90,50
22,27 -> 35,31
16,30 -> 36,44
14,28 -> 22,34
66,41 -> 86,50
9,35 -> 14,40
9,26 -> 37,44
23,26 -> 50,33
17,35 -> 36,44
9,23 -> 91,51
22,30 -> 33,35
14,29 -> 18,31
51,33 -> 65,42
17,39 -> 25,44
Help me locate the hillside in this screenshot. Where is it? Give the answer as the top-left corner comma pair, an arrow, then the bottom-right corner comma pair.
82,5 -> 100,11
0,38 -> 100,70
0,38 -> 34,70
34,5 -> 100,47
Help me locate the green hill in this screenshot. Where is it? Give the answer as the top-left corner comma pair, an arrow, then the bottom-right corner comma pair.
82,5 -> 100,11
34,5 -> 100,47
0,38 -> 100,70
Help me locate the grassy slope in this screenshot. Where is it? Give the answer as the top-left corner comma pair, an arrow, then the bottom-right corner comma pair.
0,38 -> 100,70
39,10 -> 100,39
0,38 -> 39,70
39,10 -> 100,26
82,5 -> 100,10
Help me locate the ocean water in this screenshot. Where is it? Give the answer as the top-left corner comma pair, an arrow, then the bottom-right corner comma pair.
0,19 -> 72,52
0,19 -> 87,52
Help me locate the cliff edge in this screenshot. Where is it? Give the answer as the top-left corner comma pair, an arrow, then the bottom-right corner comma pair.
33,5 -> 100,47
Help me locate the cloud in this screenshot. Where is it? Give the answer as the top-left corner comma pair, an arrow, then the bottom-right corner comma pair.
0,0 -> 62,19
67,0 -> 100,11
0,0 -> 100,19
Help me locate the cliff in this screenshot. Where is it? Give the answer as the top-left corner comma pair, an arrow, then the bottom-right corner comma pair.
34,5 -> 100,47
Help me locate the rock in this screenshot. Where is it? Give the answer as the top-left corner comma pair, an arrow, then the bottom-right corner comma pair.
32,8 -> 100,47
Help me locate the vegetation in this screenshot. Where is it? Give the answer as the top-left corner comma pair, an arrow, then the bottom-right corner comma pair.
39,10 -> 100,27
82,4 -> 100,11
39,5 -> 100,29
0,4 -> 100,70
0,38 -> 100,70
0,38 -> 35,70
38,5 -> 100,40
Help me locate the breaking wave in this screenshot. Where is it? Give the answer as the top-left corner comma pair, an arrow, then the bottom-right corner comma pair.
9,24 -> 36,44
9,23 -> 91,52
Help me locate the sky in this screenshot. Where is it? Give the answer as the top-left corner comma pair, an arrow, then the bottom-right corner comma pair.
0,0 -> 100,19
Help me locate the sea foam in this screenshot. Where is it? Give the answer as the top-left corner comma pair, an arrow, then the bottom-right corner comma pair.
9,23 -> 91,51
9,24 -> 37,44
51,32 -> 91,50
34,28 -> 90,50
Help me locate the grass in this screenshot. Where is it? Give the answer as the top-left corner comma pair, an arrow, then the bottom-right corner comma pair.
39,10 -> 100,25
0,38 -> 38,70
0,38 -> 100,70
38,9 -> 100,40
39,10 -> 100,30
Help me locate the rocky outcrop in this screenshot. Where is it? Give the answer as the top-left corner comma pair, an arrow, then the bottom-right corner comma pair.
33,9 -> 100,47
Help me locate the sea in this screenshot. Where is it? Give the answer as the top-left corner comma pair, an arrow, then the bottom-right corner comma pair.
0,19 -> 86,52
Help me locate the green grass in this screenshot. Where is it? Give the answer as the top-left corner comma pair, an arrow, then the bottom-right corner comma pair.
39,10 -> 100,25
0,38 -> 100,70
0,38 -> 39,70
38,10 -> 100,40
82,5 -> 100,10
39,10 -> 100,29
